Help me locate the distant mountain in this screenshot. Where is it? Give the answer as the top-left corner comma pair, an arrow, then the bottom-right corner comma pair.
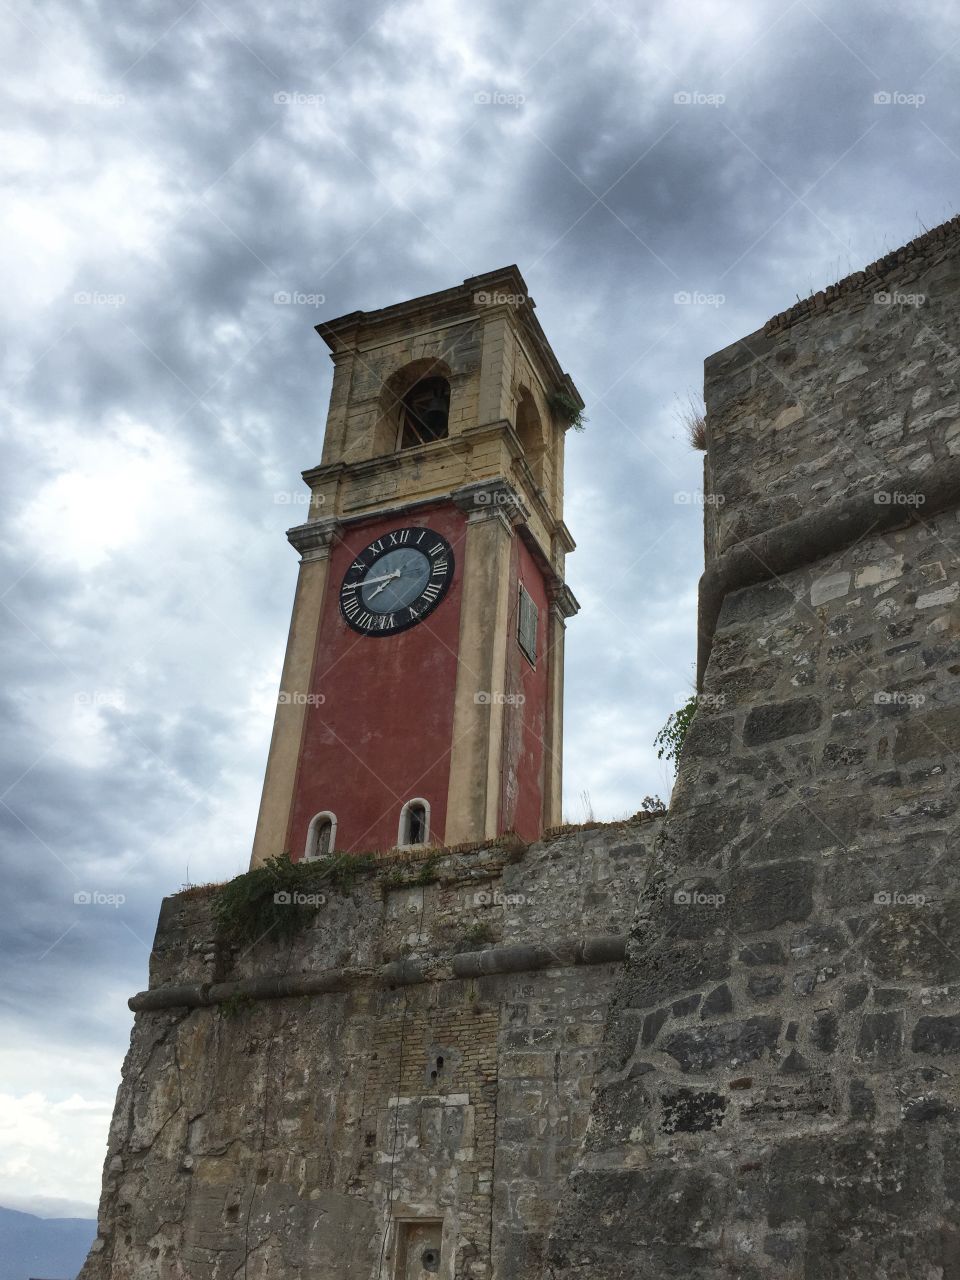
0,1205 -> 96,1280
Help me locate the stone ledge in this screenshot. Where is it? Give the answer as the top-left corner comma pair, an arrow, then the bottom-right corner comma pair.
128,933 -> 629,1011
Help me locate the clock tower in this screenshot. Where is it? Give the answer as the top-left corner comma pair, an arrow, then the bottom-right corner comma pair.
250,267 -> 581,865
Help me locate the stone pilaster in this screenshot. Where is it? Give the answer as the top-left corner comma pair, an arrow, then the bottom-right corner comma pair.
443,482 -> 521,844
542,584 -> 577,830
250,518 -> 341,867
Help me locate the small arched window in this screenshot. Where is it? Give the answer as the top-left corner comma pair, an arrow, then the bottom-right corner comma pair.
398,377 -> 450,449
398,798 -> 430,847
304,811 -> 337,860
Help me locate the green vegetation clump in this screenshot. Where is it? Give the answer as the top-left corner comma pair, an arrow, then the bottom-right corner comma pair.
214,852 -> 377,946
413,853 -> 443,885
381,865 -> 407,891
462,921 -> 495,947
654,694 -> 699,776
219,992 -> 255,1019
549,389 -> 587,431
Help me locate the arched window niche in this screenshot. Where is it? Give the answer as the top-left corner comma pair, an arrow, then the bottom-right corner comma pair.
398,798 -> 430,848
304,811 -> 337,860
374,360 -> 453,455
398,376 -> 450,449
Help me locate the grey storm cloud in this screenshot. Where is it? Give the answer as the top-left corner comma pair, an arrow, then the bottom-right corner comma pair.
1,0 -> 958,1215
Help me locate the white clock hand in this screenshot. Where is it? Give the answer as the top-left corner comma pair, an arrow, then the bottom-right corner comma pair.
360,569 -> 402,589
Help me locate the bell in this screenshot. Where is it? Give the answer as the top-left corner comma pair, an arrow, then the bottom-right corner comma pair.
423,390 -> 448,434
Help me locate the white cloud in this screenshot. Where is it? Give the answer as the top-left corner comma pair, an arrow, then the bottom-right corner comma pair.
0,1044 -> 119,1215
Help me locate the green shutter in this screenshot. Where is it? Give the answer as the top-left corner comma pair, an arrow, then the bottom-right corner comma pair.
517,584 -> 538,665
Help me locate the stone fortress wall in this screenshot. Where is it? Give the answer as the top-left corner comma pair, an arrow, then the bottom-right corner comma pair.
546,213 -> 960,1277
78,819 -> 661,1280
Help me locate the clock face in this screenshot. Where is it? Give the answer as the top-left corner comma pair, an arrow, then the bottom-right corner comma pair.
339,526 -> 455,636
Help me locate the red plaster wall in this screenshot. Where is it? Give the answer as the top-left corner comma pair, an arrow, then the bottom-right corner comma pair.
287,504 -> 467,857
498,539 -> 549,842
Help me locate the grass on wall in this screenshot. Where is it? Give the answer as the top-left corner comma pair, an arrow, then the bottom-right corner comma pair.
214,852 -> 377,946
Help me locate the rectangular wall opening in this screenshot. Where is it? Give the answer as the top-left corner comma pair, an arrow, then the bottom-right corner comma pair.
393,1218 -> 444,1279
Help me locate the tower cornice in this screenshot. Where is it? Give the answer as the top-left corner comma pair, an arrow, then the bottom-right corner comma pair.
315,267 -> 583,409
285,517 -> 342,562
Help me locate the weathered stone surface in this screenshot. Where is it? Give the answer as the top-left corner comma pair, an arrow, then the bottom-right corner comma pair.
913,1014 -> 960,1055
894,706 -> 960,762
662,1017 -> 781,1073
682,713 -> 734,760
862,899 -> 960,982
589,1078 -> 652,1146
779,1048 -> 811,1074
728,860 -> 815,930
661,1087 -> 727,1133
742,697 -> 822,746
747,795 -> 874,861
700,983 -> 733,1017
811,1009 -> 840,1053
767,1130 -> 929,1227
856,1011 -> 904,1063
747,973 -> 783,998
548,1165 -> 733,1257
658,802 -> 752,865
718,582 -> 797,626
619,939 -> 732,1010
640,1007 -> 668,1046
850,1078 -> 876,1120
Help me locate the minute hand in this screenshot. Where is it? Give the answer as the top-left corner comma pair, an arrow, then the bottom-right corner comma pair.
360,569 -> 402,589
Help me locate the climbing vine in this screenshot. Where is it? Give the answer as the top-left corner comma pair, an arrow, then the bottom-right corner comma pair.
654,693 -> 699,775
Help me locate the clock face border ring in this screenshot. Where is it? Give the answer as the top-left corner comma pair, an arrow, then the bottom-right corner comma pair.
338,526 -> 456,637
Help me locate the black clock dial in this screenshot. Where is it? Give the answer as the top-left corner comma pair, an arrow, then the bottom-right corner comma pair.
339,526 -> 455,636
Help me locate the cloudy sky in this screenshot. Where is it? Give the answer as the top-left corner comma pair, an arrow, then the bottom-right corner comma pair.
1,0 -> 957,1220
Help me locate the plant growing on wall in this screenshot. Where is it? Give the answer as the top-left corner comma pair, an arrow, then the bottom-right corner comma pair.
219,992 -> 255,1019
413,852 -> 443,885
654,693 -> 699,775
675,392 -> 707,450
461,921 -> 495,948
214,852 -> 376,945
548,389 -> 587,431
